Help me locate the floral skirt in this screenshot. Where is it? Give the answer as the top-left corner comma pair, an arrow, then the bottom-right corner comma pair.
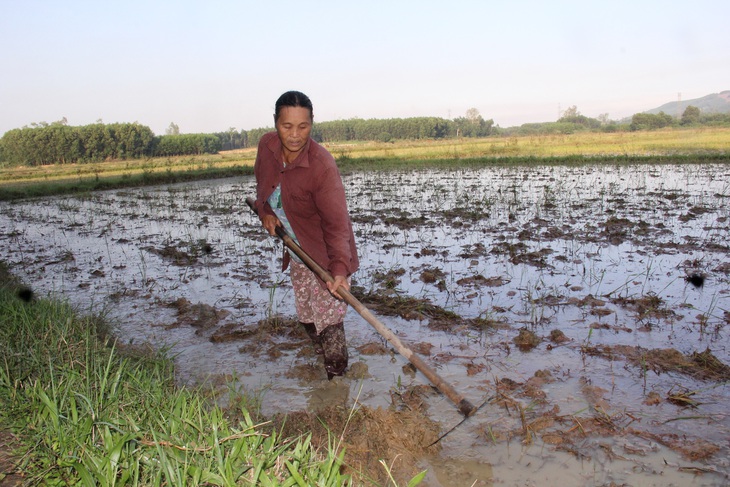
290,260 -> 349,333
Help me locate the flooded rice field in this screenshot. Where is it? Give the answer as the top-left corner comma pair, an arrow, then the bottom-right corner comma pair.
1,162 -> 729,486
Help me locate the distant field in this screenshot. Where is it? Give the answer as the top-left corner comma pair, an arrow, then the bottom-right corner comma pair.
0,127 -> 728,200
323,126 -> 730,160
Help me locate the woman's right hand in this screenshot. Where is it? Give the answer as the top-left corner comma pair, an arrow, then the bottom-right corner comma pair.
261,214 -> 281,236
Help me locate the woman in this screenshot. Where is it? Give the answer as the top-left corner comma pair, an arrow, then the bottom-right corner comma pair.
253,91 -> 359,379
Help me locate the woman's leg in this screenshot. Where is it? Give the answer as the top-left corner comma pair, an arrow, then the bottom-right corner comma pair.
290,260 -> 349,378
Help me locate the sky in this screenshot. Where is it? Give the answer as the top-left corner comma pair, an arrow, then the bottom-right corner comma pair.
1,0 -> 728,136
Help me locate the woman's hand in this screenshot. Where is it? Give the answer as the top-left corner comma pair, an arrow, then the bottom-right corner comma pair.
328,275 -> 349,300
261,214 -> 281,236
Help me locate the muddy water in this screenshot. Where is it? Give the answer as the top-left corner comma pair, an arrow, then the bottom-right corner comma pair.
1,163 -> 729,486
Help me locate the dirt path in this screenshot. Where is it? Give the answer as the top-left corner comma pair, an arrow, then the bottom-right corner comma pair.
0,430 -> 23,486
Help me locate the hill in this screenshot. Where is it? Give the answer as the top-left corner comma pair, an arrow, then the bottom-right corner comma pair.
645,90 -> 730,116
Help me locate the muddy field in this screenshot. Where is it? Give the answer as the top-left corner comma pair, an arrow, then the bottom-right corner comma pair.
1,162 -> 729,486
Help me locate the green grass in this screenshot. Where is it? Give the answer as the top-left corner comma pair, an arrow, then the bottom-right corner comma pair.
0,263 -> 357,486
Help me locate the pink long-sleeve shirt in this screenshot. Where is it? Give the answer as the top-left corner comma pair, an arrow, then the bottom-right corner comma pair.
254,132 -> 359,284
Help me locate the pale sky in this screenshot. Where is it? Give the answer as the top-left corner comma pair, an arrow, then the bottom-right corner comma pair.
1,0 -> 728,136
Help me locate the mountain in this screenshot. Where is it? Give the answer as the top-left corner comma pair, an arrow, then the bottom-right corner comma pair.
644,90 -> 730,116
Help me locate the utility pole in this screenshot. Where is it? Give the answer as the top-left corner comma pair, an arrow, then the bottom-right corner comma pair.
677,92 -> 682,119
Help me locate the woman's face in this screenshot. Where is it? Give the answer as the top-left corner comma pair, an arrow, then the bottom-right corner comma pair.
275,106 -> 312,161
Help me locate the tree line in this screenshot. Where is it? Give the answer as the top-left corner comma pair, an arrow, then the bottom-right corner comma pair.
212,114 -> 495,150
311,114 -> 494,142
627,105 -> 730,130
1,105 -> 728,166
0,121 -> 221,166
505,105 -> 730,136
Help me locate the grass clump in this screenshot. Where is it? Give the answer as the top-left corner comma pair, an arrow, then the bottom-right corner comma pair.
0,262 -> 352,486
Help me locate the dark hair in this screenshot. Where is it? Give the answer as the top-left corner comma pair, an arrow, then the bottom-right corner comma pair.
274,91 -> 313,122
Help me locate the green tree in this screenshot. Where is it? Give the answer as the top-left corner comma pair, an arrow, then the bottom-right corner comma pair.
0,122 -> 157,165
153,134 -> 221,156
630,112 -> 674,131
681,105 -> 701,125
454,108 -> 494,138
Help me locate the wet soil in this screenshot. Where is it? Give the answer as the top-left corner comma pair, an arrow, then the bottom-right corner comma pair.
1,163 -> 729,486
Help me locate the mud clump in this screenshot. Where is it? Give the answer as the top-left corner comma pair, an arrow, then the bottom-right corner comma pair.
209,325 -> 258,343
690,348 -> 730,381
285,363 -> 324,381
351,286 -> 460,326
643,391 -> 662,406
145,244 -> 198,266
410,341 -> 433,356
601,216 -> 634,245
611,294 -> 677,322
167,298 -> 230,333
513,328 -> 540,351
372,267 -> 405,288
465,362 -> 487,376
351,286 -> 506,333
582,345 -> 730,381
397,384 -> 439,412
629,429 -> 720,461
534,369 -> 555,382
347,361 -> 370,379
419,267 -> 445,284
456,274 -> 488,286
549,329 -> 570,344
356,342 -> 389,355
210,315 -> 302,343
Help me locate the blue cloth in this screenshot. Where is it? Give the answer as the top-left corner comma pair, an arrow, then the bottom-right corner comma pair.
267,185 -> 302,263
